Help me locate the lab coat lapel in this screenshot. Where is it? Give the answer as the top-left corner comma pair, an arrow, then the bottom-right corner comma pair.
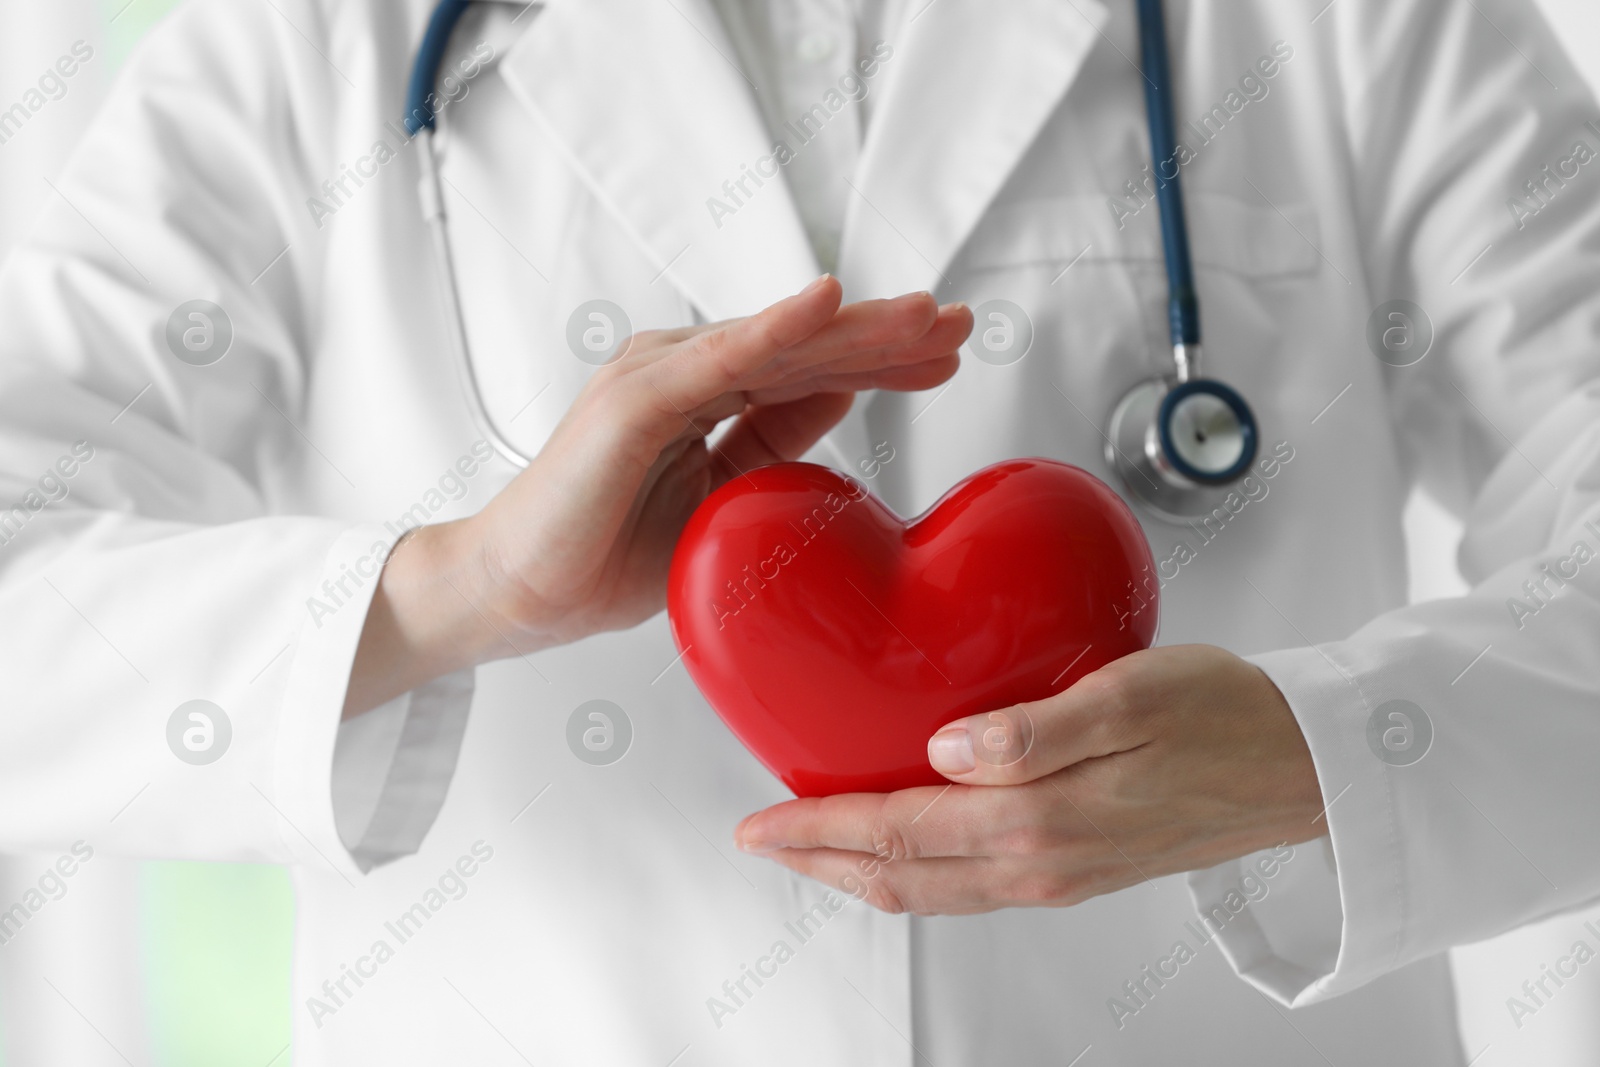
497,0 -> 821,321
836,0 -> 1107,299
824,0 -> 1106,477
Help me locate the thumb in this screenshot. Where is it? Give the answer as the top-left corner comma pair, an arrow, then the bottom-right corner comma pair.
926,680 -> 1129,786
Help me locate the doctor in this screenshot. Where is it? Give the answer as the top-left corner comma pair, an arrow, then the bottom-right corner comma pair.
3,0 -> 1600,1063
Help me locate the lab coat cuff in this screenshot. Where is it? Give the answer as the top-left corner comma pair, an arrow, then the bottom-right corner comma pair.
272,523 -> 413,884
1190,645 -> 1407,1005
332,668 -> 474,873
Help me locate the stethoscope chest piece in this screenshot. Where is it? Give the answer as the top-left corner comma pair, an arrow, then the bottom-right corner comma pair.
1106,373 -> 1258,524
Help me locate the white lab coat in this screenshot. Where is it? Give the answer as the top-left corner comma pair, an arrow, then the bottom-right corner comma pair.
1,0 -> 1598,1062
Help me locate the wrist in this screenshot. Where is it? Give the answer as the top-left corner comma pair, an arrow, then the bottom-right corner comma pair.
1243,660 -> 1330,835
342,518 -> 506,718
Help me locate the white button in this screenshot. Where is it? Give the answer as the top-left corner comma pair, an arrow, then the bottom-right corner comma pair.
797,32 -> 836,63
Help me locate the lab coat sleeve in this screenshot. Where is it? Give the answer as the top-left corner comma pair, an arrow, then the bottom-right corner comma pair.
0,0 -> 468,878
331,675 -> 474,873
1190,0 -> 1600,1004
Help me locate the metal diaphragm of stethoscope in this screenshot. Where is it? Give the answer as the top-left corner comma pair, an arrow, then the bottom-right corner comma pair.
406,0 -> 1260,520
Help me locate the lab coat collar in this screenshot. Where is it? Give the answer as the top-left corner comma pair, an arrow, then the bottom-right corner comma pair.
497,0 -> 821,322
836,0 -> 1107,299
496,0 -> 1106,312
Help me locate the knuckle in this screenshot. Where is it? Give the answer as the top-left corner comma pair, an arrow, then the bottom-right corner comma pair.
1102,757 -> 1141,800
1081,667 -> 1148,742
866,881 -> 908,916
609,332 -> 648,368
1021,779 -> 1068,822
690,324 -> 730,361
867,814 -> 918,863
632,327 -> 667,347
999,820 -> 1062,859
683,328 -> 740,385
1012,869 -> 1078,906
971,708 -> 1035,771
1082,667 -> 1132,715
1059,761 -> 1117,812
1043,778 -> 1127,849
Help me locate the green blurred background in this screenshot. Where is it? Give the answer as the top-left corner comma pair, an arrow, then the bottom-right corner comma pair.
104,0 -> 181,63
140,863 -> 292,1066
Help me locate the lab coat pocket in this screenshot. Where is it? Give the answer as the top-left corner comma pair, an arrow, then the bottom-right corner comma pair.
894,193 -> 1322,504
967,192 -> 1320,389
961,191 -> 1321,279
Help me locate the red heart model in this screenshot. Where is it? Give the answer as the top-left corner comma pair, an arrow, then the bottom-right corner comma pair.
667,459 -> 1159,797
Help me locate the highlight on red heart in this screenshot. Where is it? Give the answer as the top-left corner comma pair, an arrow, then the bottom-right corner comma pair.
667,459 -> 1160,797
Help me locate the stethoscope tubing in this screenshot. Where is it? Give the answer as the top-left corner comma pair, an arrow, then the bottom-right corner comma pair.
1134,0 -> 1201,353
417,129 -> 531,469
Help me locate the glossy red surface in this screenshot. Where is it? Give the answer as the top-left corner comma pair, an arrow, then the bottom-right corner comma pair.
667,459 -> 1159,797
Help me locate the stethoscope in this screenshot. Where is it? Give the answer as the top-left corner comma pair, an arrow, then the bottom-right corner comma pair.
406,0 -> 1260,521
1104,0 -> 1260,522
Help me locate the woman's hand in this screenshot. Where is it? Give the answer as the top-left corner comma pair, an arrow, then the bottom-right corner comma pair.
345,276 -> 971,715
733,645 -> 1326,915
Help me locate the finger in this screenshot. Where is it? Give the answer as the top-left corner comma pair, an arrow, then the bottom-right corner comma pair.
926,668 -> 1141,786
651,275 -> 844,403
735,786 -> 995,860
645,321 -> 719,346
738,303 -> 966,402
660,300 -> 968,382
639,300 -> 840,349
753,291 -> 941,375
713,392 -> 853,475
759,847 -> 1009,916
745,353 -> 959,405
660,288 -> 939,404
789,301 -> 973,380
735,299 -> 965,394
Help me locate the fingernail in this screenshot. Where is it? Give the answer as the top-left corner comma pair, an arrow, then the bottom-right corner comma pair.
734,818 -> 781,853
938,301 -> 968,314
737,836 -> 782,853
928,725 -> 976,775
802,273 -> 832,295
